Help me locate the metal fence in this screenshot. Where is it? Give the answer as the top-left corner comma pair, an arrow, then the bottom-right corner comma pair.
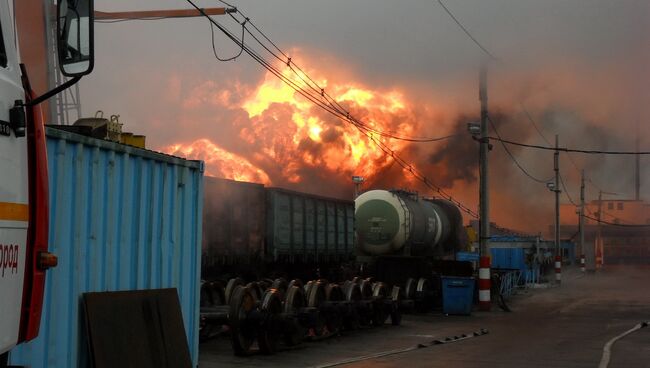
493,268 -> 522,299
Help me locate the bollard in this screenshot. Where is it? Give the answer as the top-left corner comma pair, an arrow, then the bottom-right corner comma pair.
478,256 -> 491,311
555,255 -> 562,284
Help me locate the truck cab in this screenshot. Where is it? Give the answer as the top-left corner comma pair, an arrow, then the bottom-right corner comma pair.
0,0 -> 94,360
0,0 -> 31,355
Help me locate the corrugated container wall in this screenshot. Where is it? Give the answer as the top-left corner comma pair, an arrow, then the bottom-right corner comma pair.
490,248 -> 527,271
10,128 -> 204,367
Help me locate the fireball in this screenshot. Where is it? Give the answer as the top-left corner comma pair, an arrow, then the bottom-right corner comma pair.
160,61 -> 420,190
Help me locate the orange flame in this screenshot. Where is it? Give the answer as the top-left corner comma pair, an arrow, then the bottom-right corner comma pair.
161,62 -> 420,190
164,139 -> 271,184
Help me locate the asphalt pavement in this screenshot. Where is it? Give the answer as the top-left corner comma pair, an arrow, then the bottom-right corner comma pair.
199,266 -> 650,368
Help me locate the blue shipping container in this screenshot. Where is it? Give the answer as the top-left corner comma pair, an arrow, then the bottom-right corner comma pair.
10,128 -> 204,367
490,247 -> 528,271
441,276 -> 475,315
561,241 -> 576,264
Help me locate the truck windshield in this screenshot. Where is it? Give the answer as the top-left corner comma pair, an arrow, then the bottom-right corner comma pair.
0,18 -> 7,68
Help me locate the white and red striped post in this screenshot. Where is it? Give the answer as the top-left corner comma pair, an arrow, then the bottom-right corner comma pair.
555,255 -> 562,283
596,243 -> 603,269
478,256 -> 491,311
580,254 -> 585,272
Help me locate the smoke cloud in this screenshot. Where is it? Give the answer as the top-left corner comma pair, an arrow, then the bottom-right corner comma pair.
82,0 -> 649,233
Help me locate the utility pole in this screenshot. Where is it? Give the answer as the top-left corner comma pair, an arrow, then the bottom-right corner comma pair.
554,135 -> 562,284
579,170 -> 585,272
584,188 -> 598,271
634,121 -> 641,201
596,190 -> 603,269
478,64 -> 491,311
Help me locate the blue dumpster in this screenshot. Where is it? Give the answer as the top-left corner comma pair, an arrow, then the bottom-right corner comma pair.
441,276 -> 476,315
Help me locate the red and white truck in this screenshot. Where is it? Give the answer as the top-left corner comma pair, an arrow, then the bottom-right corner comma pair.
0,0 -> 94,364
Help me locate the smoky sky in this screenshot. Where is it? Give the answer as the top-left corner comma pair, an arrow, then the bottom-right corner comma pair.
79,0 -> 650,231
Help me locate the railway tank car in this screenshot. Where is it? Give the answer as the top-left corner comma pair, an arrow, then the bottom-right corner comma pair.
355,189 -> 464,257
354,189 -> 469,285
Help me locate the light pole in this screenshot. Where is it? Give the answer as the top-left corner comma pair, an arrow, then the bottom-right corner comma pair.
553,135 -> 561,284
352,176 -> 365,200
478,65 -> 491,311
547,163 -> 561,285
579,170 -> 585,272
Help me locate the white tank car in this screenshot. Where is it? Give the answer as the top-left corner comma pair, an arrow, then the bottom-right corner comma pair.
354,190 -> 464,257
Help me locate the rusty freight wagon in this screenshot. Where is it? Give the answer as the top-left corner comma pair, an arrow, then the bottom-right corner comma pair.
201,177 -> 355,282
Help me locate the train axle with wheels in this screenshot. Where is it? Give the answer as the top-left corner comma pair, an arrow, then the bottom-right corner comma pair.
200,276 -> 421,355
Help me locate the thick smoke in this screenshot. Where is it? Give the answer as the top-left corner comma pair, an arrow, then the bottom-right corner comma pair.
157,58 -> 647,234
83,1 -> 648,234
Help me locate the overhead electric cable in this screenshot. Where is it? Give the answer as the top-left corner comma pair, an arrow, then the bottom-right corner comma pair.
230,9 -> 454,143
487,115 -> 553,184
558,172 -> 578,206
488,137 -> 650,155
520,103 -> 551,146
437,0 -> 498,61
584,215 -> 650,228
208,14 -> 246,61
520,103 -> 606,192
439,0 -> 614,194
183,0 -> 479,218
439,0 -> 616,203
598,209 -> 637,225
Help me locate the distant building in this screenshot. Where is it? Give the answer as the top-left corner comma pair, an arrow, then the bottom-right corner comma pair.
559,199 -> 650,268
560,199 -> 650,227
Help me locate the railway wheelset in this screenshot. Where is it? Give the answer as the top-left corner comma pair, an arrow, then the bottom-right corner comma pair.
199,276 -> 435,355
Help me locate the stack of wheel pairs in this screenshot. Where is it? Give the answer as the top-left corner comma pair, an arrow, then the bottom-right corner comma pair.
198,276 -> 433,355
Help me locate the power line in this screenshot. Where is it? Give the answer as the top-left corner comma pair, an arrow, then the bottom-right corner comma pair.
563,151 -> 602,190
231,9 -> 456,143
439,0 -> 613,204
520,103 -> 551,146
183,0 -> 479,218
216,0 -> 237,8
584,214 -> 650,228
439,0 -> 616,197
437,0 -> 498,61
598,209 -> 637,225
558,172 -> 577,206
489,136 -> 650,155
582,202 -> 643,226
218,2 -> 456,144
439,0 -> 611,194
497,106 -> 607,205
520,103 -> 606,192
209,14 -> 246,61
241,14 -> 477,213
487,115 -> 553,184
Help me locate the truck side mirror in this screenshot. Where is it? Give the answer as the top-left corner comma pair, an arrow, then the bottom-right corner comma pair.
57,0 -> 94,77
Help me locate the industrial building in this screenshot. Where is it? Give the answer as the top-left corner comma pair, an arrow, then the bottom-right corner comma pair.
560,199 -> 650,269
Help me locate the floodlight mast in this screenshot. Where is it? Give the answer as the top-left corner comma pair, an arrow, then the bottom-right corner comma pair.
352,176 -> 365,199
